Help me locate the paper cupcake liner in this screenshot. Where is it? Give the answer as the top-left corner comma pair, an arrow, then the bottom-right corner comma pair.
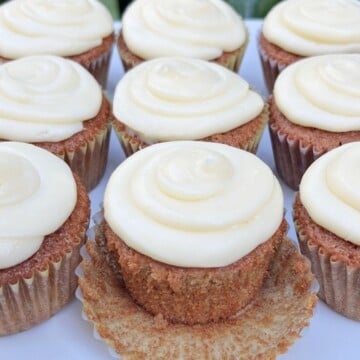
75,213 -> 318,359
50,120 -> 111,192
269,122 -> 323,190
258,40 -> 287,93
113,107 -> 268,158
83,46 -> 113,89
0,225 -> 87,336
295,220 -> 360,321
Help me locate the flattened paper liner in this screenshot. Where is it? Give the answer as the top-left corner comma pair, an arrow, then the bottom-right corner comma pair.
76,218 -> 318,360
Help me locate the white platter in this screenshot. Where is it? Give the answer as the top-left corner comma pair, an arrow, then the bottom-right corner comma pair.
1,20 -> 359,360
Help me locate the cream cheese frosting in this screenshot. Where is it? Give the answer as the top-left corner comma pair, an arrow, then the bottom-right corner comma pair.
0,0 -> 113,59
263,0 -> 360,56
113,57 -> 264,142
104,141 -> 283,268
122,0 -> 246,60
300,142 -> 360,246
274,54 -> 360,132
0,55 -> 102,142
0,142 -> 77,269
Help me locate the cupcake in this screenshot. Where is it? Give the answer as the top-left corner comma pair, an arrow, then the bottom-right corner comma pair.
0,55 -> 112,191
259,0 -> 360,91
0,142 -> 90,335
118,0 -> 248,72
269,54 -> 360,190
294,142 -> 360,321
78,141 -> 317,358
0,0 -> 114,87
113,57 -> 267,156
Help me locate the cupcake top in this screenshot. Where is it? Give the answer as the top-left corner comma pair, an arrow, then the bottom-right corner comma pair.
300,142 -> 360,246
0,0 -> 113,59
113,57 -> 264,143
0,55 -> 102,142
122,0 -> 246,60
104,141 -> 283,268
263,0 -> 360,56
0,142 -> 77,269
274,54 -> 360,132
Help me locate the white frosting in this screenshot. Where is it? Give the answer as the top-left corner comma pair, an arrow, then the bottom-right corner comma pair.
0,142 -> 77,269
263,0 -> 360,56
122,0 -> 246,60
274,54 -> 360,132
0,55 -> 102,142
113,57 -> 264,142
0,0 -> 113,59
300,142 -> 360,246
104,141 -> 283,268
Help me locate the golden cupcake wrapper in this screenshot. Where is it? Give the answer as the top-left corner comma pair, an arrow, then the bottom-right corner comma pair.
258,39 -> 287,93
75,212 -> 318,359
55,120 -> 111,192
113,106 -> 268,158
0,224 -> 88,336
295,220 -> 360,321
268,122 -> 323,190
83,46 -> 113,89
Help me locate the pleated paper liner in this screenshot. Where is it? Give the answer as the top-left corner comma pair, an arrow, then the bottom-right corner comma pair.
117,31 -> 248,73
294,215 -> 360,321
76,215 -> 318,360
112,106 -> 269,158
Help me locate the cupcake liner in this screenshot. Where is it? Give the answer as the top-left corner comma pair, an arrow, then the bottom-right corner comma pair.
113,107 -> 268,158
0,225 -> 87,336
295,220 -> 360,321
76,213 -> 318,359
269,122 -> 323,190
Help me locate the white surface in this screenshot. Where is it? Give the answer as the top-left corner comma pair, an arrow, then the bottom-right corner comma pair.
1,20 -> 359,359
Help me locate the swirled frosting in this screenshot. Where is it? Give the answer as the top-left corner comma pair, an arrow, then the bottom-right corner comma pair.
0,142 -> 77,269
300,142 -> 360,246
0,55 -> 102,142
274,54 -> 360,132
122,0 -> 246,60
0,0 -> 113,59
263,0 -> 360,56
104,141 -> 283,268
113,57 -> 264,142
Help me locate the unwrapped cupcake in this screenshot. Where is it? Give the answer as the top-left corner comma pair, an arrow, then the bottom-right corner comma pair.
294,142 -> 360,321
0,142 -> 90,335
0,0 -> 114,87
79,141 -> 317,358
0,55 -> 112,191
259,0 -> 360,91
269,53 -> 360,190
118,0 -> 248,72
113,57 -> 267,156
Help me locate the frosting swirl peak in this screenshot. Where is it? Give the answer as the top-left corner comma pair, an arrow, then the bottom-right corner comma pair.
104,141 -> 283,268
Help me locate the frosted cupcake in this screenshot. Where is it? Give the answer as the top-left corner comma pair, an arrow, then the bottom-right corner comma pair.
0,142 -> 90,335
118,0 -> 248,72
0,55 -> 111,191
113,57 -> 267,156
0,0 -> 114,87
294,142 -> 360,320
259,0 -> 360,91
269,54 -> 360,190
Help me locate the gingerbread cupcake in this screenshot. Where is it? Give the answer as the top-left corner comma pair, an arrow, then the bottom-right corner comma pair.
78,141 -> 317,358
0,142 -> 90,335
259,0 -> 360,91
294,142 -> 360,320
0,55 -> 111,191
269,54 -> 360,190
118,0 -> 248,72
0,0 -> 114,87
113,57 -> 267,156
